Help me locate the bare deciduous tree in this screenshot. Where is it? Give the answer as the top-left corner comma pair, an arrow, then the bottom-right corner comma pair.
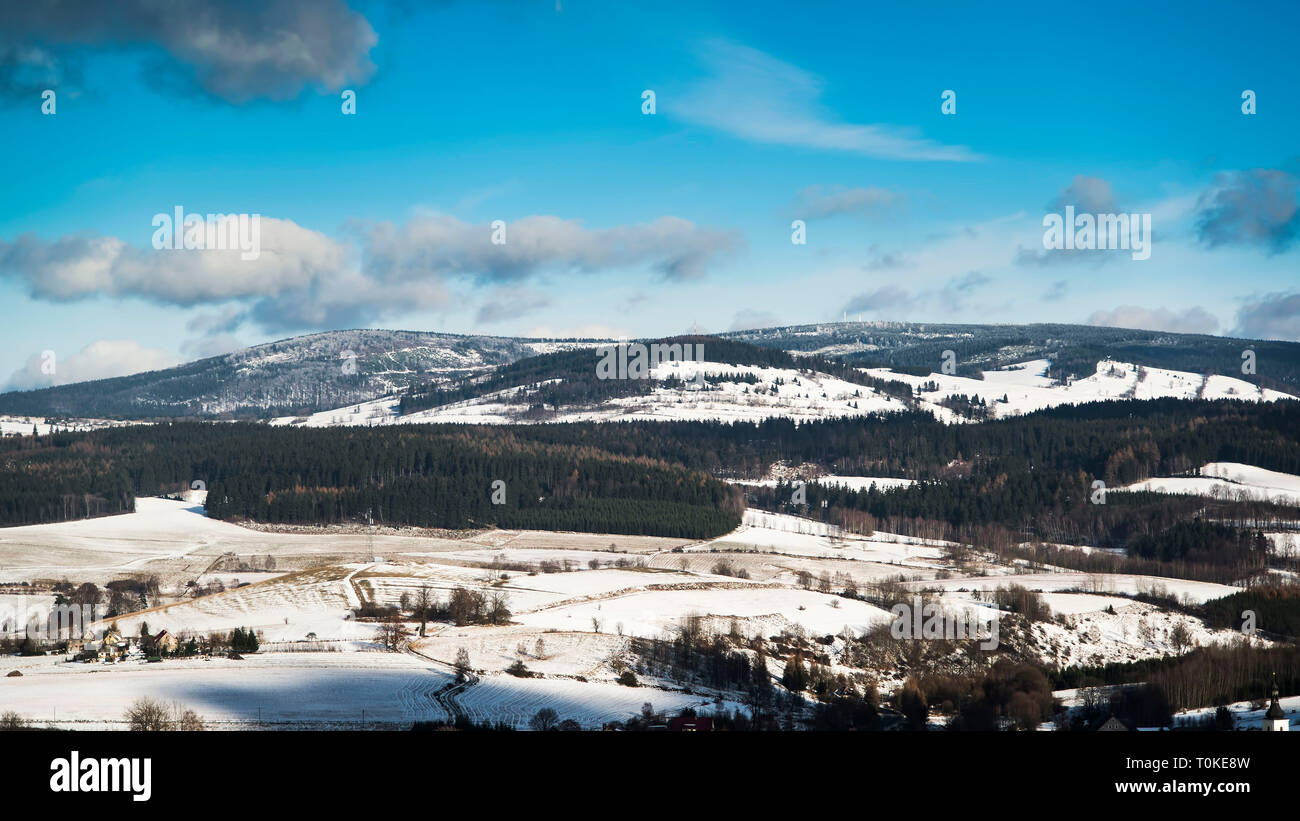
529,707 -> 559,731
0,711 -> 28,730
377,613 -> 406,651
415,585 -> 433,637
454,647 -> 472,682
125,697 -> 172,731
124,698 -> 206,731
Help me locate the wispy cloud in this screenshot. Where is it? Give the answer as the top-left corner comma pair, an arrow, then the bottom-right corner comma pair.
1087,305 -> 1219,335
841,285 -> 919,317
674,41 -> 982,162
1047,175 -> 1120,214
476,286 -> 552,324
793,185 -> 902,219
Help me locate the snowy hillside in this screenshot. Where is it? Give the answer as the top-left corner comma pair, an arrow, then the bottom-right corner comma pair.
273,358 -> 911,427
0,330 -> 602,419
868,359 -> 1294,422
275,357 -> 1294,429
1118,462 -> 1300,506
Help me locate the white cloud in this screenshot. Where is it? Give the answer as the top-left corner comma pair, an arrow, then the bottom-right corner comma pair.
1232,291 -> 1300,341
0,218 -> 346,304
0,212 -> 738,333
6,339 -> 181,391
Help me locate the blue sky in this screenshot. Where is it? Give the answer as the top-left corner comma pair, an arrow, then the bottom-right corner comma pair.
1,0 -> 1297,389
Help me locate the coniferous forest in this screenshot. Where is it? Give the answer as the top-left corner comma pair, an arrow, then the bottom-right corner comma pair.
2,398 -> 1297,575
0,423 -> 743,538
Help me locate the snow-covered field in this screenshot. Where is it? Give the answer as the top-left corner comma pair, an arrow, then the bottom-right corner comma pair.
0,415 -> 141,437
273,359 -> 911,427
514,586 -> 892,639
866,359 -> 1294,421
270,356 -> 1293,431
0,491 -> 1279,731
696,509 -> 950,567
1176,694 -> 1299,731
0,497 -> 690,587
0,652 -> 447,729
1118,462 -> 1300,507
905,572 -> 1238,605
453,675 -> 743,729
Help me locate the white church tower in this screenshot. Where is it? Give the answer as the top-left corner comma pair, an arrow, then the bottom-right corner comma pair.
1264,677 -> 1289,732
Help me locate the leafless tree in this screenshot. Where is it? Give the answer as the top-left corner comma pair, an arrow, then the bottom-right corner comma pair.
529,707 -> 559,731
0,711 -> 28,730
125,697 -> 173,731
415,586 -> 433,636
175,708 -> 206,731
377,613 -> 406,651
454,647 -> 472,682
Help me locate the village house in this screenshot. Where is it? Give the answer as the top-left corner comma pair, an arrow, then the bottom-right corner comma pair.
151,630 -> 178,655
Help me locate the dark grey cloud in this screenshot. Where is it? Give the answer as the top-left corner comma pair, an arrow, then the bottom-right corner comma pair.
1015,175 -> 1135,267
1232,291 -> 1300,341
1043,279 -> 1068,301
0,0 -> 377,103
0,43 -> 83,99
186,306 -> 246,336
865,252 -> 907,271
1195,169 -> 1299,253
947,271 -> 990,293
476,288 -> 552,324
1014,236 -> 1146,268
841,285 -> 917,317
937,270 -> 992,311
182,306 -> 248,359
358,214 -> 738,285
729,309 -> 781,331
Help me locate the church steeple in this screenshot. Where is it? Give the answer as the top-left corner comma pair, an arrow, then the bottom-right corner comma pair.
1264,672 -> 1288,731
1266,681 -> 1285,720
